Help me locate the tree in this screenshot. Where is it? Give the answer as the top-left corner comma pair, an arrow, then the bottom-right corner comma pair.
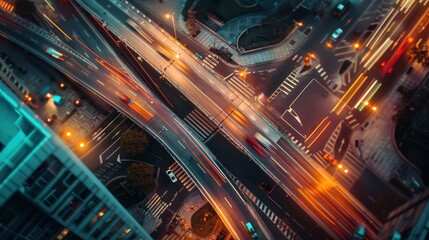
125,163 -> 155,189
14,0 -> 36,21
120,129 -> 149,156
409,44 -> 429,67
186,9 -> 200,37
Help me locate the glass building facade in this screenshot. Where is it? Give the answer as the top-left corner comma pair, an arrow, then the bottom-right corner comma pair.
0,82 -> 152,239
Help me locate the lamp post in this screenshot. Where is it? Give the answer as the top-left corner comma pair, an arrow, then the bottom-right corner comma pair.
166,13 -> 177,39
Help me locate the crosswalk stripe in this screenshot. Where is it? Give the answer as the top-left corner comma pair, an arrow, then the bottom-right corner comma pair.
232,76 -> 255,95
183,118 -> 205,140
147,195 -> 160,210
145,194 -> 158,208
228,78 -> 253,98
185,115 -> 209,136
194,110 -> 217,129
187,114 -> 210,135
230,77 -> 255,96
320,72 -> 326,77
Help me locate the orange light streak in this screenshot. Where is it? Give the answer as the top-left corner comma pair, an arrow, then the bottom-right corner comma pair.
336,76 -> 368,115
42,14 -> 72,40
298,188 -> 336,226
307,121 -> 331,148
305,117 -> 327,142
331,73 -> 363,113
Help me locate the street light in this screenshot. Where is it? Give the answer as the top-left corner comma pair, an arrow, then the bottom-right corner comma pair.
166,13 -> 177,39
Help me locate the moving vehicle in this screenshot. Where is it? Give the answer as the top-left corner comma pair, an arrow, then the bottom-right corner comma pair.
254,132 -> 272,149
334,1 -> 350,17
245,222 -> 258,239
46,47 -> 65,60
331,28 -> 343,39
380,36 -> 414,76
246,135 -> 267,158
323,153 -> 339,166
166,170 -> 177,183
354,225 -> 366,239
119,95 -> 133,105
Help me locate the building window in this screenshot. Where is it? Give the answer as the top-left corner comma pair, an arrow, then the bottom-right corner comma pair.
23,155 -> 64,198
63,173 -> 77,187
83,205 -> 108,232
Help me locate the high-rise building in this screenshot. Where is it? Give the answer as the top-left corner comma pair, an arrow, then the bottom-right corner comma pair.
377,188 -> 429,239
0,82 -> 151,239
0,54 -> 30,101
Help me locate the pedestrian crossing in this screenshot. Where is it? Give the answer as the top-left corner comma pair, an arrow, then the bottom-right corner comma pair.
162,234 -> 180,240
234,178 -> 301,239
312,151 -> 331,168
202,54 -> 220,69
314,63 -> 333,86
168,162 -> 196,192
183,109 -> 217,142
336,145 -> 365,190
323,123 -> 342,154
267,68 -> 300,102
287,133 -> 310,154
314,145 -> 366,190
141,193 -> 169,219
226,75 -> 256,99
291,54 -> 303,63
344,112 -> 360,130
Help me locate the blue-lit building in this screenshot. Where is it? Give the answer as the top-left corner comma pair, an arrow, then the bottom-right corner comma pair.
0,83 -> 151,239
378,188 -> 429,239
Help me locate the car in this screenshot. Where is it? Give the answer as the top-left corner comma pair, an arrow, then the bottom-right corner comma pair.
315,11 -> 326,21
331,28 -> 343,39
334,1 -> 350,17
246,136 -> 267,158
46,47 -> 65,60
323,153 -> 339,166
352,28 -> 362,39
166,170 -> 177,183
245,222 -> 258,239
260,182 -> 274,193
354,225 -> 366,239
120,95 -> 133,105
254,132 -> 272,149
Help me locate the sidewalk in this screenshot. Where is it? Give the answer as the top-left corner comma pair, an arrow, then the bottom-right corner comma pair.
352,61 -> 428,190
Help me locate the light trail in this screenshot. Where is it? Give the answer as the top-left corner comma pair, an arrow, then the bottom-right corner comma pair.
42,13 -> 72,41
336,75 -> 368,115
363,39 -> 394,70
358,83 -> 382,111
332,74 -> 364,113
354,79 -> 378,109
307,120 -> 331,148
304,117 -> 328,142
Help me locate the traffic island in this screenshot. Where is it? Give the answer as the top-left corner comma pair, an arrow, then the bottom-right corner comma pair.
190,203 -> 219,238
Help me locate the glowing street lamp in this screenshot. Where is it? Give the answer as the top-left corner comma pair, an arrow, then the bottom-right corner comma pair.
165,13 -> 177,39
353,43 -> 360,49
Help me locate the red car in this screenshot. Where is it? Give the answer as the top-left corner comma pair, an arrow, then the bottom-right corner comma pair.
120,95 -> 133,105
246,136 -> 267,158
